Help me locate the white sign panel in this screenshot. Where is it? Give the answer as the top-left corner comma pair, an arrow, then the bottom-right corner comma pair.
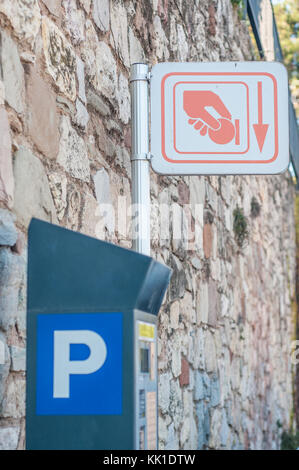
150,62 -> 289,175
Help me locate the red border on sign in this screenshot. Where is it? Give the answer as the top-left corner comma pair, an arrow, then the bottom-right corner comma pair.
173,81 -> 250,154
161,72 -> 279,164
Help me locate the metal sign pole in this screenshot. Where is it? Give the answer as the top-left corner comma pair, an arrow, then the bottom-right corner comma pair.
130,63 -> 151,256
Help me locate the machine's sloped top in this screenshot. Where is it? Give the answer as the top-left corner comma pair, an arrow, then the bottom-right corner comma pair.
28,219 -> 171,316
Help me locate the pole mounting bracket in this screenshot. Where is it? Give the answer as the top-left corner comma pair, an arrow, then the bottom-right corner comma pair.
130,67 -> 151,83
131,152 -> 152,162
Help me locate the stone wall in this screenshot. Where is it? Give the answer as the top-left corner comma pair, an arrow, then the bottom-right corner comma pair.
0,0 -> 296,450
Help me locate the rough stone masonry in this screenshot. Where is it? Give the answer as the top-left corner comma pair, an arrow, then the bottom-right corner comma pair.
0,0 -> 296,450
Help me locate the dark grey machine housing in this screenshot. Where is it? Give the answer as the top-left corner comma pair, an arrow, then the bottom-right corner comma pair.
26,218 -> 171,450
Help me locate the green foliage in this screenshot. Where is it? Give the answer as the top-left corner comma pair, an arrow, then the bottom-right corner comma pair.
274,0 -> 299,116
281,430 -> 299,450
231,0 -> 245,19
233,206 -> 249,248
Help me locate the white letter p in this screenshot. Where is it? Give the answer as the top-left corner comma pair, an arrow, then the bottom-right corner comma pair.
53,330 -> 107,398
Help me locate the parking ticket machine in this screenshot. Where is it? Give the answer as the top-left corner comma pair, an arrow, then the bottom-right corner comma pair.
135,313 -> 158,450
26,219 -> 171,450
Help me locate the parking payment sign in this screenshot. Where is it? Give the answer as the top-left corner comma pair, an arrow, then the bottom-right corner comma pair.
36,313 -> 122,415
150,62 -> 289,175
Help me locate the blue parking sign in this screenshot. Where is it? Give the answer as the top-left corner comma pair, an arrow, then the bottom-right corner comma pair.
36,313 -> 123,415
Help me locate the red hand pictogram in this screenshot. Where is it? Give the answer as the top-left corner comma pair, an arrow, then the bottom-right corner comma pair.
183,90 -> 236,145
184,90 -> 231,127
